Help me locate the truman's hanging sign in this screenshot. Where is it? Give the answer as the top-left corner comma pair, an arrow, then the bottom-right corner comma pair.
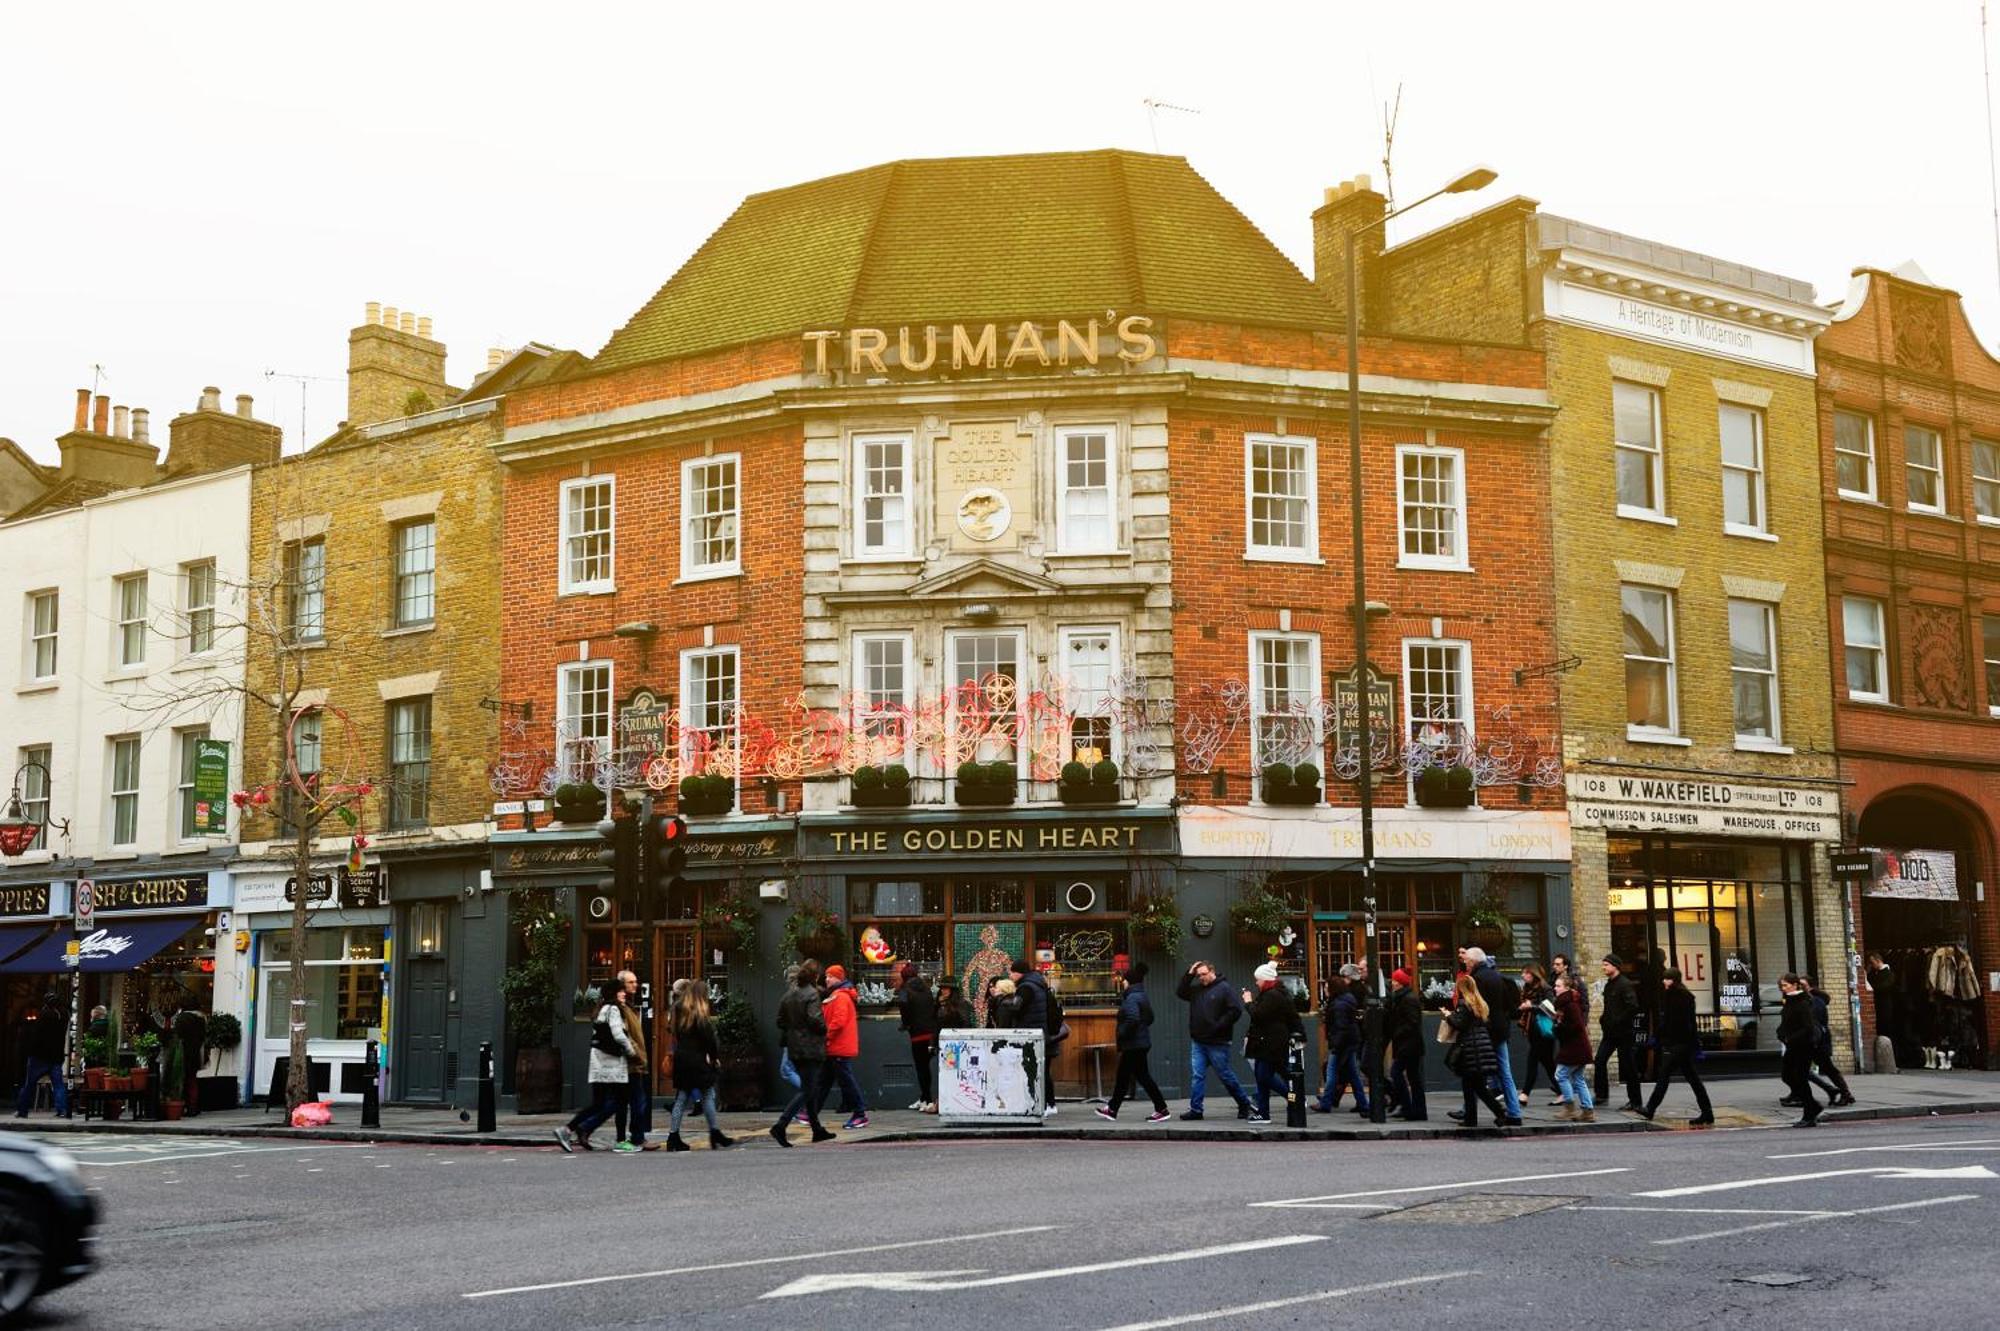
805,315 -> 1158,378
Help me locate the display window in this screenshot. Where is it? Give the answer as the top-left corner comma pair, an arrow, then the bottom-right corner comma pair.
1269,873 -> 1481,1008
258,925 -> 385,1042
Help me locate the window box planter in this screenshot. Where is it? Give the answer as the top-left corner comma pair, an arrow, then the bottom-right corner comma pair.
679,774 -> 735,818
1415,765 -> 1476,809
1058,759 -> 1121,806
550,782 -> 606,825
1259,763 -> 1322,807
954,761 -> 1017,807
849,765 -> 912,809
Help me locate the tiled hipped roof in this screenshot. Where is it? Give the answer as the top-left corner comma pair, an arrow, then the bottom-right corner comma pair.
592,149 -> 1336,370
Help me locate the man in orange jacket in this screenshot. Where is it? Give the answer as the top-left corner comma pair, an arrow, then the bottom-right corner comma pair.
819,964 -> 869,1130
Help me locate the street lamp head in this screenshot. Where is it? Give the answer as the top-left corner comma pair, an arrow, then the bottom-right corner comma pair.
1445,165 -> 1498,194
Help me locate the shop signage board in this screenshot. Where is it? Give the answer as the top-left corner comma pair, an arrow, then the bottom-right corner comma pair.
1178,805 -> 1571,863
1547,279 -> 1815,375
192,738 -> 230,834
618,688 -> 668,758
93,874 -> 209,913
1564,773 -> 1839,841
1861,848 -> 1959,902
808,814 -> 1170,861
0,884 -> 51,918
935,1028 -> 1046,1124
1329,665 -> 1397,768
1830,850 -> 1877,881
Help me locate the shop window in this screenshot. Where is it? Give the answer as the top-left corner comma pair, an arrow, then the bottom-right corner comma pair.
1842,596 -> 1889,703
560,476 -> 615,594
182,560 -> 216,655
1273,871 -> 1469,1009
1728,599 -> 1781,744
1719,404 -> 1767,536
18,745 -> 49,852
259,925 -> 385,1041
26,589 -> 57,682
1245,433 -> 1316,560
1835,410 -> 1877,501
393,519 -> 436,627
115,572 -> 148,667
1613,381 -> 1665,518
557,660 -> 612,782
1396,444 -> 1468,569
1905,425 -> 1946,514
283,540 -> 324,644
854,433 -> 911,557
1622,584 -> 1679,738
682,454 -> 740,578
1057,425 -> 1116,553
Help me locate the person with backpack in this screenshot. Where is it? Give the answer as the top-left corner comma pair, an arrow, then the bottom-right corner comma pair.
555,983 -> 636,1153
1550,971 -> 1595,1122
771,959 -> 836,1146
1095,961 -> 1170,1122
1310,972 -> 1368,1115
895,963 -> 940,1112
1175,959 -> 1261,1122
1245,962 -> 1304,1122
818,964 -> 868,1130
1634,967 -> 1712,1127
1516,963 -> 1558,1108
1009,957 -> 1063,1116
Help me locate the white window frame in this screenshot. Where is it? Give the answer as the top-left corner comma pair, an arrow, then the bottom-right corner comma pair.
945,628 -> 1028,768
284,538 -> 325,644
387,696 -> 433,830
852,432 -> 913,559
1243,433 -> 1319,562
1055,424 -> 1118,554
19,746 -> 49,853
25,590 -> 57,683
1984,614 -> 2000,718
108,734 -> 140,848
393,518 -> 436,627
1614,381 -> 1667,520
851,630 -> 916,770
1719,404 -> 1770,537
1622,584 -> 1681,741
1395,443 -> 1470,570
556,660 -> 613,783
182,560 -> 216,657
1247,630 -> 1322,788
680,453 -> 741,580
1905,424 -> 1947,515
1401,637 -> 1475,798
558,475 -> 615,595
1843,596 -> 1890,704
1727,599 -> 1783,748
1834,410 -> 1878,502
1058,624 -> 1123,766
114,573 -> 147,669
174,726 -> 210,842
1973,438 -> 2000,526
680,647 -> 741,804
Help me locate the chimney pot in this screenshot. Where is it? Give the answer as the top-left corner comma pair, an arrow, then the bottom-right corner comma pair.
132,408 -> 150,445
74,388 -> 90,432
200,386 -> 222,413
417,315 -> 433,339
1355,173 -> 1371,193
486,347 -> 505,370
365,300 -> 382,326
93,395 -> 109,434
399,311 -> 417,334
113,405 -> 130,439
382,306 -> 400,330
236,394 -> 254,419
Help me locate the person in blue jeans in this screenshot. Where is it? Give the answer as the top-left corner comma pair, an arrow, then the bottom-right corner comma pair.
13,994 -> 69,1120
1312,969 -> 1370,1114
1245,963 -> 1302,1120
1174,959 -> 1259,1121
1464,947 -> 1523,1125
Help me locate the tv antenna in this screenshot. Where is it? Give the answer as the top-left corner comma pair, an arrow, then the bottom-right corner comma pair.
263,369 -> 340,454
1142,98 -> 1201,153
1380,83 -> 1403,213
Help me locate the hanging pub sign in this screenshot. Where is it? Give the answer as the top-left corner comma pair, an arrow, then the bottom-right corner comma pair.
192,738 -> 231,835
1861,847 -> 1959,902
1329,665 -> 1397,762
284,865 -> 388,909
619,688 -> 669,759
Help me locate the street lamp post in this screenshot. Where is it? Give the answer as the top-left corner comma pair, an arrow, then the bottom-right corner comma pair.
1347,166 -> 1496,1124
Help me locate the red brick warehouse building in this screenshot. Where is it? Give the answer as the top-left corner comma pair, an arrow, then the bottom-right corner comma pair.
1818,263 -> 2000,1069
485,150 -> 1564,1110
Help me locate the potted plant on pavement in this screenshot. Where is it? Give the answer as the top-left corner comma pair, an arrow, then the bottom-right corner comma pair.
129,1031 -> 160,1093
79,1035 -> 109,1092
712,994 -> 766,1111
1229,878 -> 1292,948
160,1036 -> 186,1121
500,886 -> 570,1114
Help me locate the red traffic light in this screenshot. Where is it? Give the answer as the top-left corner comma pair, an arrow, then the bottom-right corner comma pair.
661,815 -> 687,842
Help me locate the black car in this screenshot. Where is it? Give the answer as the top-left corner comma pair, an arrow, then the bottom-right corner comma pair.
0,1134 -> 95,1318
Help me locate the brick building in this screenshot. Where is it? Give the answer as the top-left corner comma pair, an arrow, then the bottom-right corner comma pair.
1343,182 -> 1850,1072
1817,263 -> 2000,1069
231,305 -> 571,1105
492,150 -> 1566,1110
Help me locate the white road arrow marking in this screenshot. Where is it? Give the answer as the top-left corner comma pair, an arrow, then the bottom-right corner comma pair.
762,1234 -> 1326,1299
1650,1194 -> 1980,1246
1769,1137 -> 2000,1160
1637,1164 -> 1996,1198
1253,1167 -> 1628,1206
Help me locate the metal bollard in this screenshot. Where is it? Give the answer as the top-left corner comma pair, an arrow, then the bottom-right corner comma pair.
1285,1034 -> 1308,1128
361,1039 -> 381,1129
476,1041 -> 497,1134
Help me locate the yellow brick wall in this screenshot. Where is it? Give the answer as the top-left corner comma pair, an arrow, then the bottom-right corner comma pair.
243,414 -> 503,840
1377,204 -> 1535,346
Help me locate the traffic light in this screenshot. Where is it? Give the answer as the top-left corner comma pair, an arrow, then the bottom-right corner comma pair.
593,814 -> 637,919
641,810 -> 689,919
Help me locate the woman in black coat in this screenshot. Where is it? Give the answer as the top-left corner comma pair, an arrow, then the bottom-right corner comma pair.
666,986 -> 733,1152
895,964 -> 940,1112
1776,974 -> 1822,1127
1516,964 -> 1557,1105
1445,974 -> 1510,1128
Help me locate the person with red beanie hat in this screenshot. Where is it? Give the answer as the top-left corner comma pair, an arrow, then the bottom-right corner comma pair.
818,964 -> 868,1130
1383,966 -> 1428,1121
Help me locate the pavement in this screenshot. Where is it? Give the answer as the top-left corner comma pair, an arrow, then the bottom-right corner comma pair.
25,1108 -> 2000,1328
6,1066 -> 1997,1147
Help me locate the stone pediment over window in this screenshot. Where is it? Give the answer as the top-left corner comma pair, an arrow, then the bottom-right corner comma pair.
821,556 -> 1146,608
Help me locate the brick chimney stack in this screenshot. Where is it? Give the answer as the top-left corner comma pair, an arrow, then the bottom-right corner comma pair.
347,300 -> 453,430
165,384 -> 283,475
60,389 -> 160,487
1311,175 -> 1389,332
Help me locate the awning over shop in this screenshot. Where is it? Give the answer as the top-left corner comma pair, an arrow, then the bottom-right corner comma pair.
0,916 -> 197,974
0,921 -> 56,967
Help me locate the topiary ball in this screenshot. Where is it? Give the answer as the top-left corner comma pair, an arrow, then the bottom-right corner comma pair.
1062,761 -> 1091,787
1417,765 -> 1448,793
992,761 -> 1018,788
852,765 -> 882,791
882,764 -> 910,789
1291,762 -> 1320,789
1262,763 -> 1294,789
1446,764 -> 1474,792
957,761 -> 987,788
1092,759 -> 1119,786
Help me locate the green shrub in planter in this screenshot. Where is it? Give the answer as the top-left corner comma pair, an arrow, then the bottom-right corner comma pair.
680,773 -> 734,815
1292,762 -> 1320,790
882,764 -> 910,790
852,765 -> 883,791
992,761 -> 1017,789
1091,759 -> 1119,787
850,762 -> 909,808
1446,764 -> 1474,793
957,760 -> 987,789
1061,761 -> 1091,787
1262,763 -> 1293,791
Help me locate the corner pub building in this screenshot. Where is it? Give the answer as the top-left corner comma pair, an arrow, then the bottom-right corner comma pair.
491,149 -> 1566,1109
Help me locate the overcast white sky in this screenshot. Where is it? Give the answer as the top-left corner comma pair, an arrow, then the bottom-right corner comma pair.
4,2 -> 1995,457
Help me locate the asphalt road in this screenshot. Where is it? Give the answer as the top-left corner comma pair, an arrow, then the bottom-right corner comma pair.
24,1114 -> 2000,1329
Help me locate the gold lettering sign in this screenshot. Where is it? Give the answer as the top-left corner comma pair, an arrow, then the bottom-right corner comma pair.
937,422 -> 1032,551
0,884 -> 50,918
805,316 -> 1156,378
822,824 -> 1148,857
95,875 -> 208,912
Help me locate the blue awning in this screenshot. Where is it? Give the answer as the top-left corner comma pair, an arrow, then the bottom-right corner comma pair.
0,916 -> 197,974
0,922 -> 55,967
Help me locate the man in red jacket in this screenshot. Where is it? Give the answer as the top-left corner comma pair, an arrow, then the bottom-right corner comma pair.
818,964 -> 869,1130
